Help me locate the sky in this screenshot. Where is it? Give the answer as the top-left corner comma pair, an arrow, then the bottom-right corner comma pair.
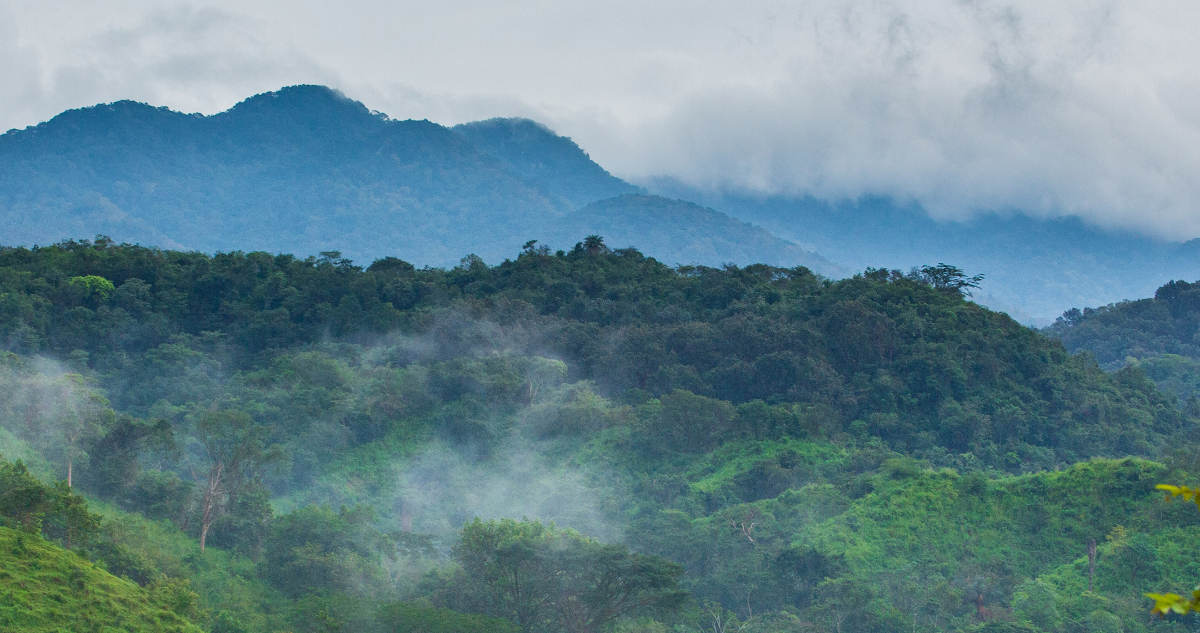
3,0 -> 1200,240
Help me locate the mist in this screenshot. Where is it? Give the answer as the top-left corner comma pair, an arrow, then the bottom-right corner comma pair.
4,1 -> 1200,239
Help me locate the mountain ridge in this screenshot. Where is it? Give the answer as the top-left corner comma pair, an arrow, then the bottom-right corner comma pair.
646,180 -> 1200,322
0,85 -> 837,276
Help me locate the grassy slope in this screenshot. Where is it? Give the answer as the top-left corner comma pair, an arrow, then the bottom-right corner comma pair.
0,526 -> 203,633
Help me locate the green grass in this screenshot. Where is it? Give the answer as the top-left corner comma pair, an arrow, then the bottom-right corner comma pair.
684,437 -> 847,493
0,526 -> 204,633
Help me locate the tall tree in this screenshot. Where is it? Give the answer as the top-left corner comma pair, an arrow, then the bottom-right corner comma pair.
49,373 -> 112,488
545,534 -> 687,633
452,519 -> 686,633
189,409 -> 279,551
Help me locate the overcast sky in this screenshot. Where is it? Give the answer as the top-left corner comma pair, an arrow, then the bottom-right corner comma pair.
3,0 -> 1199,239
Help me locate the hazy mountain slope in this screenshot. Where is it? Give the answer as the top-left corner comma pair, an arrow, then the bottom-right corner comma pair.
648,182 -> 1200,324
453,117 -> 642,207
0,86 -> 564,265
547,194 -> 844,271
0,85 -> 840,275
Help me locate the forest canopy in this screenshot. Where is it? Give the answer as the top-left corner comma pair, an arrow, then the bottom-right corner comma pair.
1,236 -> 1198,633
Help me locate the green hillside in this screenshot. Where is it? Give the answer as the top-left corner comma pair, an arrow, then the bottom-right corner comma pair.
0,526 -> 203,633
1046,277 -> 1200,406
2,238 -> 1199,632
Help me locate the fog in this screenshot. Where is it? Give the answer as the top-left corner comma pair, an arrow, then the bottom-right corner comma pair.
0,308 -> 623,550
4,1 -> 1200,239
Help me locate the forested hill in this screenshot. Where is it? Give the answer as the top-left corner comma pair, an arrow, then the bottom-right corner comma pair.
1046,277 -> 1200,404
2,237 -> 1187,471
0,85 -> 834,273
3,237 -> 1199,632
652,182 -> 1200,324
1047,279 -> 1200,367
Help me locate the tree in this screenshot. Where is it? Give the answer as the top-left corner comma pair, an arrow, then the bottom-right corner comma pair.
189,409 -> 279,551
260,504 -> 391,598
48,373 -> 113,488
1146,484 -> 1200,615
911,264 -> 984,297
454,518 -> 555,631
377,603 -> 518,633
582,235 -> 607,255
0,457 -> 100,549
83,414 -> 174,499
544,533 -> 687,633
452,519 -> 686,633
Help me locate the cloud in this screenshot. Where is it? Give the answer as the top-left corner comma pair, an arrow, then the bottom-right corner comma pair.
0,3 -> 337,130
585,1 -> 1200,239
4,0 -> 1200,239
0,5 -> 48,130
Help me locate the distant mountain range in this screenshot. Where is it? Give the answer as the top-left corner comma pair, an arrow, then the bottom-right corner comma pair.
647,182 -> 1200,324
0,85 -> 836,275
3,83 -> 1199,323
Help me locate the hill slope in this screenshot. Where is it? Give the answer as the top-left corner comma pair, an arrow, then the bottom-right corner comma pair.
1044,277 -> 1200,402
0,526 -> 203,632
0,86 -> 838,275
452,117 -> 642,207
2,239 -> 1199,632
548,194 -> 843,270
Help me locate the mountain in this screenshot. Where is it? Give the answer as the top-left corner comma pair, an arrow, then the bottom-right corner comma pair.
0,85 -> 837,275
648,181 -> 1200,324
551,194 -> 842,271
452,117 -> 642,207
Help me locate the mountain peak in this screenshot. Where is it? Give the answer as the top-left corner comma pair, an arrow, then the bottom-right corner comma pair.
455,117 -> 640,207
219,85 -> 380,131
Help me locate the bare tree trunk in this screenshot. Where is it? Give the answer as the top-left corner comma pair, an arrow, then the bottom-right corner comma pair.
67,458 -> 72,488
1087,538 -> 1097,592
198,462 -> 224,552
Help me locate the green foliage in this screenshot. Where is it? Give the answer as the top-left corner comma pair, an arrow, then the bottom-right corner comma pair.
4,238 -> 1200,633
0,238 -> 1185,477
0,457 -> 100,548
1048,278 -> 1200,369
448,518 -> 686,633
0,525 -> 204,632
1143,484 -> 1200,617
261,504 -> 392,599
375,602 -> 519,633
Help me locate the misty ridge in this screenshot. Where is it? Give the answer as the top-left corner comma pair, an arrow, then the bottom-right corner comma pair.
5,233 -> 1200,632
8,88 -> 1200,633
6,83 -> 1200,324
0,85 -> 834,277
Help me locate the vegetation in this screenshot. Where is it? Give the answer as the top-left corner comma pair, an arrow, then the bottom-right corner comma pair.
2,237 -> 1199,632
1046,278 -> 1200,404
0,514 -> 202,632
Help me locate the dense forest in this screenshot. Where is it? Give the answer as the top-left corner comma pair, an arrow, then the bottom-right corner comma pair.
3,236 -> 1200,632
1046,278 -> 1200,406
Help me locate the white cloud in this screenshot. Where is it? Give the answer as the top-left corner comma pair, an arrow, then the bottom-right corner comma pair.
1,3 -> 336,125
4,0 -> 1200,239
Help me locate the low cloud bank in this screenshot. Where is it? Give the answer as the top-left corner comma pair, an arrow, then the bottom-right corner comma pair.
4,1 -> 1200,238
